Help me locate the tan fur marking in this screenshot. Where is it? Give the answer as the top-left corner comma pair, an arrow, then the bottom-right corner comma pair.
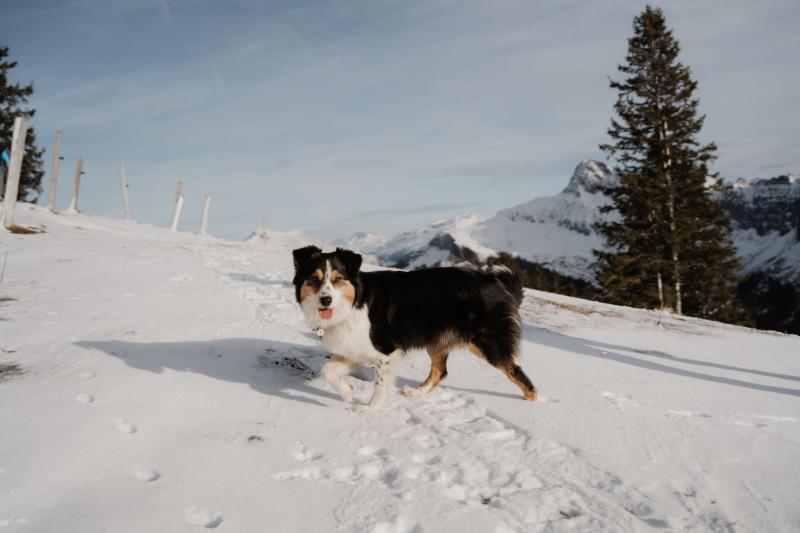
330,354 -> 359,369
331,270 -> 356,304
299,269 -> 324,303
418,349 -> 449,391
501,361 -> 537,401
466,342 -> 489,362
467,343 -> 536,401
428,330 -> 463,355
299,281 -> 316,303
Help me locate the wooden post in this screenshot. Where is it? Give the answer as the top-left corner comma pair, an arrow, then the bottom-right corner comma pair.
171,195 -> 184,231
171,181 -> 183,227
2,117 -> 29,230
200,195 -> 211,235
68,156 -> 84,213
119,160 -> 131,220
174,181 -> 183,204
46,131 -> 62,212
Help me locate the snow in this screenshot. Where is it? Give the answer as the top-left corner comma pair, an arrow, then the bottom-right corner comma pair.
346,161 -> 619,280
2,203 -> 800,532
453,161 -> 617,281
734,227 -> 800,281
345,214 -> 494,268
352,163 -> 799,289
443,213 -> 497,260
721,174 -> 800,282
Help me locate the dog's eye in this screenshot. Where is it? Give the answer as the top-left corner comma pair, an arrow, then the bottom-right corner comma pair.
334,277 -> 347,284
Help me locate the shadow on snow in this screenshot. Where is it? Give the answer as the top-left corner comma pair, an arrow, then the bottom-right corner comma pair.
76,337 -> 341,407
523,325 -> 800,398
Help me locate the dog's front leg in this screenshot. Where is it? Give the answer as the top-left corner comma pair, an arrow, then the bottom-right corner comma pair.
354,350 -> 402,412
321,355 -> 358,403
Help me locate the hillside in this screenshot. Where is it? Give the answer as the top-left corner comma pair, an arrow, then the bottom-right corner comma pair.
1,205 -> 799,532
720,174 -> 800,282
343,161 -> 616,281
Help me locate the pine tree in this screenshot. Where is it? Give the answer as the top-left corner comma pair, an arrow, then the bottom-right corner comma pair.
0,45 -> 45,202
595,6 -> 746,322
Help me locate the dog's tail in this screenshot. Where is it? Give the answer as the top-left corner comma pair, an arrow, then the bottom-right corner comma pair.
489,265 -> 524,308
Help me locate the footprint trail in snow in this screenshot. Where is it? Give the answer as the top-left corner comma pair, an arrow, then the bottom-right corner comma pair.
274,388 -> 671,531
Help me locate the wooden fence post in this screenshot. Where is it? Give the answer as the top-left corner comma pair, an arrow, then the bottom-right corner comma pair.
68,156 -> 84,213
200,195 -> 211,235
46,131 -> 62,212
174,181 -> 183,203
171,181 -> 183,227
119,160 -> 131,220
171,195 -> 184,231
2,117 -> 29,230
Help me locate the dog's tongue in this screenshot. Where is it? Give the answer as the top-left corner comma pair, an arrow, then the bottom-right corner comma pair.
319,308 -> 333,320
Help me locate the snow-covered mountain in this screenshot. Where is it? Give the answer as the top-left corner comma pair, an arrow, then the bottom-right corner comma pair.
343,161 -> 618,281
720,174 -> 800,283
343,214 -> 493,270
475,161 -> 617,280
345,162 -> 800,287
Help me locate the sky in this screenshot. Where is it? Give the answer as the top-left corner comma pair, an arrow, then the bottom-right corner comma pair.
3,0 -> 799,240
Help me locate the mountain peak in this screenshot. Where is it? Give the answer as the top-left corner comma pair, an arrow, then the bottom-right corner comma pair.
562,160 -> 617,195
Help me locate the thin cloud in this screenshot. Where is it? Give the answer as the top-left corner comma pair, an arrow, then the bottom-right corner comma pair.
159,0 -> 174,27
4,0 -> 799,240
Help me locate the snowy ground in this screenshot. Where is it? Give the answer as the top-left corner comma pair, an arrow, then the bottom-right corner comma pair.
1,204 -> 799,532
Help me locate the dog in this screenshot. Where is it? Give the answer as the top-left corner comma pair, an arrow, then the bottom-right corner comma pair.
292,246 -> 537,409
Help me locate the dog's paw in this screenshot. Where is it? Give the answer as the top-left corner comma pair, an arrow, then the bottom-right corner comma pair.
403,385 -> 421,397
338,384 -> 354,403
350,404 -> 373,414
403,384 -> 431,397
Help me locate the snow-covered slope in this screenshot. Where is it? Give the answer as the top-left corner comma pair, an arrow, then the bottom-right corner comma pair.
475,161 -> 617,280
720,174 -> 800,283
343,213 -> 494,270
344,161 -> 617,280
2,204 -> 799,532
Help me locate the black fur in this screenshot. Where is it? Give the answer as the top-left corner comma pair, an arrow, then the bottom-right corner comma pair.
293,248 -> 535,395
355,267 -> 522,365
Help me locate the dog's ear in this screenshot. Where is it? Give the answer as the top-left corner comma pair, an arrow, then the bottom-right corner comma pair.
292,245 -> 322,271
335,248 -> 362,278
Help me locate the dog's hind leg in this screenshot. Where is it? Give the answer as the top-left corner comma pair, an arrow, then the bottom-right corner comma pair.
404,349 -> 449,397
468,337 -> 537,401
500,361 -> 537,401
321,355 -> 359,403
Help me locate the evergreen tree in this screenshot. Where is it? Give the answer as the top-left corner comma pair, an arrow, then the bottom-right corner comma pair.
0,45 -> 45,201
596,6 -> 746,322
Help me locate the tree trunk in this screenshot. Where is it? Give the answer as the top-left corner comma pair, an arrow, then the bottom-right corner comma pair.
671,235 -> 682,314
648,209 -> 665,309
659,116 -> 682,315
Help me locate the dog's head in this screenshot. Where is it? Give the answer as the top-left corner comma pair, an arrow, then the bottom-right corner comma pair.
292,246 -> 362,327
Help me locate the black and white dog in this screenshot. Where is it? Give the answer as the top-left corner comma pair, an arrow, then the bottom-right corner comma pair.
292,246 -> 537,409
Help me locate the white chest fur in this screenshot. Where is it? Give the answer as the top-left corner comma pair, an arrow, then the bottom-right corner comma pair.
321,305 -> 384,365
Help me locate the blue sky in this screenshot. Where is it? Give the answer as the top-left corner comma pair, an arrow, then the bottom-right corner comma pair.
4,0 -> 799,240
